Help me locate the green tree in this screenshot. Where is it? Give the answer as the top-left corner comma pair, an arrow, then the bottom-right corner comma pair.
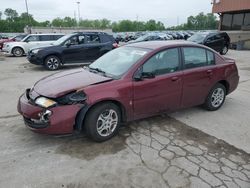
169,12 -> 219,30
4,8 -> 18,21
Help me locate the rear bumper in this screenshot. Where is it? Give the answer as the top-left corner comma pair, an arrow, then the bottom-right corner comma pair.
17,93 -> 83,134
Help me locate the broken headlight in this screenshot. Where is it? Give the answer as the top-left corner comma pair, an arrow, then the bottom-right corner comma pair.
35,97 -> 57,108
56,91 -> 87,105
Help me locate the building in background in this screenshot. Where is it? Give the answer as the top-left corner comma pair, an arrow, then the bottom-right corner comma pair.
212,0 -> 250,49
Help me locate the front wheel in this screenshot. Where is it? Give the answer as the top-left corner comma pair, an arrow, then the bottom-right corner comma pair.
204,83 -> 226,111
220,45 -> 228,55
84,103 -> 121,142
12,47 -> 24,57
44,55 -> 61,71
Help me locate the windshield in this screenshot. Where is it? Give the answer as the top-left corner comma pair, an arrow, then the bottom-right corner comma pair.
188,33 -> 207,43
21,35 -> 30,42
53,34 -> 73,45
89,47 -> 150,78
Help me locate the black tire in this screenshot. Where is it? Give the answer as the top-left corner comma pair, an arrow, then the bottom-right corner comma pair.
12,47 -> 24,57
44,55 -> 61,71
204,83 -> 226,111
84,103 -> 121,142
220,45 -> 228,55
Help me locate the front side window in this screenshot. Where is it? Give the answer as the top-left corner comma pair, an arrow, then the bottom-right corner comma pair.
142,48 -> 180,76
183,47 -> 207,69
64,35 -> 85,46
25,35 -> 39,42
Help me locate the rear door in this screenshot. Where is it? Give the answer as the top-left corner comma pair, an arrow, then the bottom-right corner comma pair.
181,47 -> 218,108
133,48 -> 183,119
83,34 -> 103,62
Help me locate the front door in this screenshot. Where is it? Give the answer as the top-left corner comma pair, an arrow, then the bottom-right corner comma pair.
62,35 -> 87,63
133,48 -> 183,119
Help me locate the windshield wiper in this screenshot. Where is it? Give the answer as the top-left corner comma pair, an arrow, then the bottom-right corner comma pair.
89,67 -> 106,74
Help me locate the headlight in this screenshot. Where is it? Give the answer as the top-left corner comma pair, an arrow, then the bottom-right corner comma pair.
32,49 -> 40,54
57,91 -> 87,105
35,97 -> 57,108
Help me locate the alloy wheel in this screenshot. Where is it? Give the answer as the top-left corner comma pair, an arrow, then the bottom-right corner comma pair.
211,88 -> 225,108
96,109 -> 118,137
13,48 -> 23,57
46,57 -> 59,70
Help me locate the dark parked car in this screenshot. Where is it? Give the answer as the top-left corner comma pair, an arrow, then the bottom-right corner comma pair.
27,32 -> 118,70
0,34 -> 27,50
129,34 -> 163,44
18,41 -> 239,142
188,31 -> 230,55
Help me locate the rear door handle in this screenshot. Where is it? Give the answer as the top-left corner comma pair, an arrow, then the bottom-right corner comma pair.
207,70 -> 213,75
171,76 -> 179,81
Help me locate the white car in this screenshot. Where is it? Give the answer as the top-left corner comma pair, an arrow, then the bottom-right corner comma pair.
2,33 -> 64,57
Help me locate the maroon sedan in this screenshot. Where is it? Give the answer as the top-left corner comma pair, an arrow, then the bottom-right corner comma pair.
0,34 -> 27,50
17,41 -> 239,141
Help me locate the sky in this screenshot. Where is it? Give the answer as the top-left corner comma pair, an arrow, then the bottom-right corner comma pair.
0,0 -> 213,26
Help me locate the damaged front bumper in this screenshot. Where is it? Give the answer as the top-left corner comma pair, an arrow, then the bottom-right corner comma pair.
17,92 -> 84,134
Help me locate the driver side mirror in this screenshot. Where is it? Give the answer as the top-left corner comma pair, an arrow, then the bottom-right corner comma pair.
134,71 -> 155,81
66,42 -> 71,48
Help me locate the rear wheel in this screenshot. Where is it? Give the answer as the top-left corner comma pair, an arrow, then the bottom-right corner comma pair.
220,45 -> 228,55
84,103 -> 121,142
44,55 -> 61,71
12,47 -> 24,57
204,83 -> 226,111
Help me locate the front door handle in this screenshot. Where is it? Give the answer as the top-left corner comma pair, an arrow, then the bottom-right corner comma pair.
207,70 -> 213,75
171,76 -> 179,82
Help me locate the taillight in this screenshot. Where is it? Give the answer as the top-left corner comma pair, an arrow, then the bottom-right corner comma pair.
112,43 -> 119,48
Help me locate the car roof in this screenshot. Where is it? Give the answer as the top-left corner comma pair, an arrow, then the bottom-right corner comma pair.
73,32 -> 108,35
29,33 -> 64,36
125,40 -> 206,50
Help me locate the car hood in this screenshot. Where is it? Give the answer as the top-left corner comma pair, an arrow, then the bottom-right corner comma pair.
6,41 -> 25,46
33,68 -> 113,98
0,39 -> 11,43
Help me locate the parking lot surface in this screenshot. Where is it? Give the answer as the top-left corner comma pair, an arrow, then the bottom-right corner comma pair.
0,51 -> 250,188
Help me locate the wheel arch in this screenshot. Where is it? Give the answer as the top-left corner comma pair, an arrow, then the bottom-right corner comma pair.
43,53 -> 63,65
11,46 -> 25,54
74,99 -> 127,132
218,80 -> 230,95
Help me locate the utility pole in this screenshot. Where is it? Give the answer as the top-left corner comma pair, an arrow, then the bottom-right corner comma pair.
74,10 -> 77,27
76,1 -> 80,27
136,14 -> 139,31
25,0 -> 31,33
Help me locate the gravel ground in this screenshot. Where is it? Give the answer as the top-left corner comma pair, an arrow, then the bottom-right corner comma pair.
0,50 -> 249,188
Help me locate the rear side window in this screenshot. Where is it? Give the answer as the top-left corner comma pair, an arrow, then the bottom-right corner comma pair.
40,35 -> 51,41
183,47 -> 207,69
53,35 -> 64,40
207,50 -> 215,65
86,34 -> 101,44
